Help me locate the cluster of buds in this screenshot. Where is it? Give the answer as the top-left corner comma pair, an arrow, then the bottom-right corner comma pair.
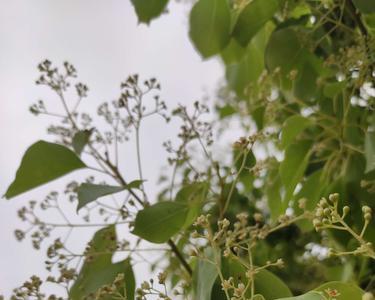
135,272 -> 171,300
312,193 -> 342,230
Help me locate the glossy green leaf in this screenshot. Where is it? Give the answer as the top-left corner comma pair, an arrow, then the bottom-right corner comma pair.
280,140 -> 312,202
132,201 -> 189,243
189,0 -> 231,58
76,180 -> 143,211
232,0 -> 278,46
72,129 -> 93,155
130,0 -> 169,24
365,131 -> 375,173
193,248 -> 218,300
70,226 -> 135,300
5,141 -> 86,199
275,292 -> 324,300
353,0 -> 375,14
315,281 -> 364,299
280,115 -> 312,149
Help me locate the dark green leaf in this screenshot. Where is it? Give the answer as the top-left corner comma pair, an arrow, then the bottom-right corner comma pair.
365,131 -> 375,173
70,226 -> 135,300
72,129 -> 93,155
189,0 -> 231,58
130,0 -> 169,24
5,141 -> 86,199
132,201 -> 189,243
232,0 -> 278,46
353,0 -> 375,14
280,115 -> 312,149
76,180 -> 143,211
280,140 -> 313,202
315,281 -> 364,299
193,248 -> 218,300
266,165 -> 283,221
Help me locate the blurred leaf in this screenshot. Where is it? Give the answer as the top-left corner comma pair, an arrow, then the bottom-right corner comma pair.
70,226 -> 135,300
176,182 -> 209,229
193,248 -> 218,300
77,180 -> 143,211
280,140 -> 313,203
315,281 -> 364,299
353,0 -> 375,14
72,129 -> 93,155
5,141 -> 86,199
280,115 -> 312,149
293,170 -> 324,231
130,0 -> 169,24
132,201 -> 189,243
266,166 -> 283,221
275,292 -> 324,300
189,0 -> 231,58
365,131 -> 375,173
220,39 -> 246,65
254,269 -> 293,299
232,0 -> 278,46
217,104 -> 237,119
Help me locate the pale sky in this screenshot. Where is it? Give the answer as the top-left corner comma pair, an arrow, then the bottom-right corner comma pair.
0,0 -> 222,296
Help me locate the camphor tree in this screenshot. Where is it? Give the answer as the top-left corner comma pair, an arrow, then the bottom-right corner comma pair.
2,0 -> 375,299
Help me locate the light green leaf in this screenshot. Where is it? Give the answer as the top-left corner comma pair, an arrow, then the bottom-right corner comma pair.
353,0 -> 375,14
77,180 -> 143,211
130,0 -> 169,24
220,39 -> 246,65
226,43 -> 264,97
193,248 -> 218,300
280,140 -> 312,203
5,141 -> 86,199
365,131 -> 375,173
232,0 -> 278,46
72,129 -> 93,155
315,281 -> 364,299
189,0 -> 231,58
276,292 -> 325,300
280,115 -> 312,149
132,201 -> 189,243
70,226 -> 135,300
175,182 -> 209,229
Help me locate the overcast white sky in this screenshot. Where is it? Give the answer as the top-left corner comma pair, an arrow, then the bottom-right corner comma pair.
0,0 -> 222,296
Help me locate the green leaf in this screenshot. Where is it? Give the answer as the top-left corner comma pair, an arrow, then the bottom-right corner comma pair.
353,0 -> 375,14
175,182 -> 209,229
220,39 -> 246,65
293,170 -> 324,231
365,131 -> 375,173
275,292 -> 324,300
266,165 -> 283,221
265,28 -> 305,74
189,0 -> 231,58
232,0 -> 278,46
70,226 -> 135,300
254,269 -> 293,299
280,115 -> 312,149
132,201 -> 189,243
130,0 -> 169,24
5,141 -> 86,199
193,248 -> 218,300
280,140 -> 312,203
72,129 -> 93,155
76,180 -> 143,211
315,281 -> 364,299
226,43 -> 264,97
